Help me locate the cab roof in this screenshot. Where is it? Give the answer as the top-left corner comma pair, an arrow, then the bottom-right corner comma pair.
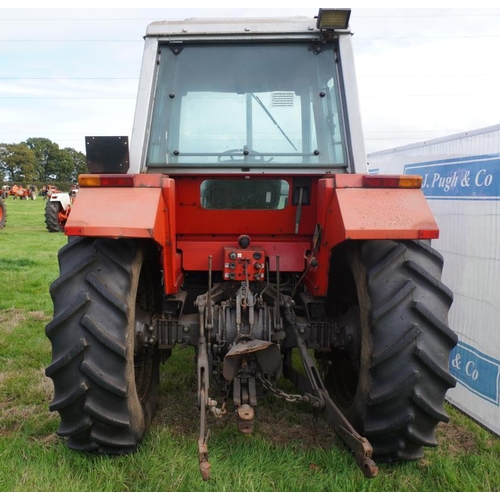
145,16 -> 351,38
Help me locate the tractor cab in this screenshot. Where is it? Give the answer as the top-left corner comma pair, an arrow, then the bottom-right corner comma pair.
129,9 -> 365,175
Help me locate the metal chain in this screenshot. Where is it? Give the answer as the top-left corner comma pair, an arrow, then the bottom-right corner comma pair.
257,374 -> 309,403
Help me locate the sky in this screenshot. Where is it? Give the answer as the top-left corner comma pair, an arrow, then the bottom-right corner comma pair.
1,2 -> 500,157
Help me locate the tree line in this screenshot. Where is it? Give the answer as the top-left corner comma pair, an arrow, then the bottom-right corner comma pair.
0,138 -> 87,188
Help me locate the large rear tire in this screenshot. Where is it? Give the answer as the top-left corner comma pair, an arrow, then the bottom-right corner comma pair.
319,239 -> 457,462
45,237 -> 162,453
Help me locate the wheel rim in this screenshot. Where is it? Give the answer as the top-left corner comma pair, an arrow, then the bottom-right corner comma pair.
321,242 -> 364,409
134,347 -> 155,404
133,260 -> 157,405
323,347 -> 360,407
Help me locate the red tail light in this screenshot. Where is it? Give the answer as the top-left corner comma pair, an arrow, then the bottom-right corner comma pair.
363,175 -> 422,189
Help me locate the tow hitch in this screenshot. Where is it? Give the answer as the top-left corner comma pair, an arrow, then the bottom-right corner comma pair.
194,255 -> 378,480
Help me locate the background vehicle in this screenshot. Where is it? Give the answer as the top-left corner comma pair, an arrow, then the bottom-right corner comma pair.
0,198 -> 5,229
45,9 -> 457,480
41,184 -> 61,200
8,184 -> 37,200
45,185 -> 78,232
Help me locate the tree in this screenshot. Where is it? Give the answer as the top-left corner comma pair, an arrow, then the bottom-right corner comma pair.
25,138 -> 88,184
0,143 -> 36,183
52,148 -> 74,184
64,147 -> 88,182
25,137 -> 61,184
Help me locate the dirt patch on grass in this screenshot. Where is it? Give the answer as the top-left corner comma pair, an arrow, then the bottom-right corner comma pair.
154,373 -> 338,451
0,402 -> 40,433
0,371 -> 11,385
0,309 -> 51,333
0,309 -> 26,332
256,402 -> 338,449
436,420 -> 480,455
154,367 -> 486,460
37,367 -> 54,401
0,367 -> 54,435
29,310 -> 51,322
33,432 -> 60,448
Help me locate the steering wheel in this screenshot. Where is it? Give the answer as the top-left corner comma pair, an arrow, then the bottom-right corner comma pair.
217,149 -> 267,162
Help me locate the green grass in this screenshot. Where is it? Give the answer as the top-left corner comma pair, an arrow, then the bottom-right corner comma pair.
1,197 -> 499,492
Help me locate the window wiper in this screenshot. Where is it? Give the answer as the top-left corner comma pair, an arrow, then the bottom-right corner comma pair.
251,93 -> 298,152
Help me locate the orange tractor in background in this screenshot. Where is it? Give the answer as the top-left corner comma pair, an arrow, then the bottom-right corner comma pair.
45,9 -> 457,480
7,184 -> 37,200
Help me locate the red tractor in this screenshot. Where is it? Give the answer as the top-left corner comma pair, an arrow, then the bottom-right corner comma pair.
45,9 -> 457,480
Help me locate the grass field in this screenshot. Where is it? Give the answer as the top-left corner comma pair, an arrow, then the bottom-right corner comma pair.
0,196 -> 499,492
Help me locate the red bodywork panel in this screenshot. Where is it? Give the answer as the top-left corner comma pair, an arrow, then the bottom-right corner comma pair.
303,176 -> 439,295
68,173 -> 439,296
66,175 -> 182,293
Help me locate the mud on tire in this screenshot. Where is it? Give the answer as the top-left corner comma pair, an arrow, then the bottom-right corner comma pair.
45,237 -> 162,453
321,239 -> 457,462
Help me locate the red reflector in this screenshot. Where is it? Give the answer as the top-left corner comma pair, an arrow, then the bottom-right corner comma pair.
100,175 -> 135,187
418,229 -> 440,239
363,175 -> 422,189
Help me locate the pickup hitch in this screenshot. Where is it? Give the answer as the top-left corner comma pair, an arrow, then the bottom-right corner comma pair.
284,324 -> 379,479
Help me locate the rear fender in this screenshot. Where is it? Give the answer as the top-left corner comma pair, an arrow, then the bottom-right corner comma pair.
304,175 -> 439,296
49,192 -> 71,210
65,174 -> 182,294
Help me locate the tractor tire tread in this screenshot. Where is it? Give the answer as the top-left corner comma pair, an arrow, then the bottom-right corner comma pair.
359,240 -> 456,461
45,201 -> 64,232
45,237 -> 154,454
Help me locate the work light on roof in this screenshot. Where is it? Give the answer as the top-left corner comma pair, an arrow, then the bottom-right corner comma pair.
316,8 -> 351,30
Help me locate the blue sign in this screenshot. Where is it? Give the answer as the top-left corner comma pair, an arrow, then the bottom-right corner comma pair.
404,154 -> 500,200
450,342 -> 500,405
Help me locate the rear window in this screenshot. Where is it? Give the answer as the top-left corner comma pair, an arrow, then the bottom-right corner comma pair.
200,179 -> 289,209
